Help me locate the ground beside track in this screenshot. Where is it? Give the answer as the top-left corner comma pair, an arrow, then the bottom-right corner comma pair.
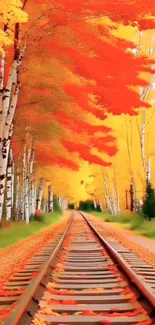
86,212 -> 155,268
0,212 -> 71,290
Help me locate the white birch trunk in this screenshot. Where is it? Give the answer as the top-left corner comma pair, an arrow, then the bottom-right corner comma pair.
29,137 -> 36,175
94,199 -> 97,209
0,63 -> 13,141
32,182 -> 37,215
99,199 -> 104,212
42,199 -> 46,214
147,156 -> 151,182
63,198 -> 68,210
28,136 -> 37,217
0,86 -> 19,221
60,196 -> 65,211
21,196 -> 25,221
0,53 -> 5,91
112,181 -> 118,216
15,157 -> 20,221
23,146 -> 30,223
113,171 -> 120,215
36,178 -> 44,211
0,44 -> 25,222
6,150 -> 12,221
11,151 -> 14,211
60,196 -> 63,211
141,108 -> 146,172
29,182 -> 33,217
65,199 -> 68,210
48,185 -> 53,212
104,176 -> 113,214
58,195 -> 62,210
0,125 -> 13,220
117,192 -> 120,214
0,52 -> 5,116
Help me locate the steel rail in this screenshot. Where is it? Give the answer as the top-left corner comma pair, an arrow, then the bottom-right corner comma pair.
81,212 -> 155,309
4,213 -> 73,325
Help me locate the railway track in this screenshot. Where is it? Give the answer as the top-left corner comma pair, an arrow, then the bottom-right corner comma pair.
0,216 -> 72,321
2,211 -> 155,325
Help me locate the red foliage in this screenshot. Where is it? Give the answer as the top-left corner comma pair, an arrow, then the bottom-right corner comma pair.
35,145 -> 79,171
55,109 -> 110,134
91,137 -> 117,156
61,141 -> 111,166
12,0 -> 155,169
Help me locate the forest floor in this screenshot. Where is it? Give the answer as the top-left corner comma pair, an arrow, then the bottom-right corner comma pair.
0,212 -> 62,248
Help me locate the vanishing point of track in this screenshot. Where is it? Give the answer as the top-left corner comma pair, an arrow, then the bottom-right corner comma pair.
2,211 -> 155,325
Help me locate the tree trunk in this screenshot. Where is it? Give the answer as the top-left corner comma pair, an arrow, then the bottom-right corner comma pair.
32,182 -> 37,215
23,145 -> 30,223
6,150 -> 13,221
103,176 -> 113,214
130,183 -> 134,212
0,85 -> 19,221
36,178 -> 44,211
0,52 -> 5,116
43,199 -> 46,214
125,190 -> 129,209
0,41 -> 25,221
147,156 -> 151,182
48,185 -> 53,212
99,199 -> 104,212
11,149 -> 14,212
141,108 -> 146,172
15,155 -> 20,221
112,181 -> 117,215
93,199 -> 97,209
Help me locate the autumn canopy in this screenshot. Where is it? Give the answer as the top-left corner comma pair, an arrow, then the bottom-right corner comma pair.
0,0 -> 155,220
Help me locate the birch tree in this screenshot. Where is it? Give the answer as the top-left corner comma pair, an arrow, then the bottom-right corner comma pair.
0,5 -> 27,220
136,34 -> 155,182
48,185 -> 53,212
103,171 -> 114,215
36,178 -> 45,211
99,199 -> 104,212
15,154 -> 20,220
6,149 -> 13,221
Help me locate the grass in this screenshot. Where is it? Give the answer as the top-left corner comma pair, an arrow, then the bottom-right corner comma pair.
91,211 -> 155,239
0,212 -> 62,249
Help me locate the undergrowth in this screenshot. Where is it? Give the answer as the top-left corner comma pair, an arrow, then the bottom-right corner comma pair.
0,212 -> 62,248
92,211 -> 155,239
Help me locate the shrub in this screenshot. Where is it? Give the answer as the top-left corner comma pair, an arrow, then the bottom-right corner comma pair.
68,203 -> 74,209
142,181 -> 155,220
140,219 -> 155,238
34,214 -> 44,223
79,200 -> 95,212
130,214 -> 144,230
53,195 -> 61,212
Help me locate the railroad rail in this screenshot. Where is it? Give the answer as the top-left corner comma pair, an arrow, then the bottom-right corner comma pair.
3,211 -> 155,325
0,215 -> 72,321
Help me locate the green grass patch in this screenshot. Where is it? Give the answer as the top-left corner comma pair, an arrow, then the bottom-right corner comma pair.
0,212 -> 62,249
91,211 -> 155,239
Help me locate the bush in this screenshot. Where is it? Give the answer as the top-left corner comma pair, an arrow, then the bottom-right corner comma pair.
140,219 -> 155,238
53,195 -> 61,212
130,214 -> 144,230
142,181 -> 155,220
68,203 -> 74,209
79,200 -> 96,212
102,213 -> 132,224
34,214 -> 44,222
